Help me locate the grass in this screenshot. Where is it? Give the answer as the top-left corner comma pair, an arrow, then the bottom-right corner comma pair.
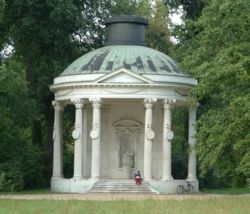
0,197 -> 250,214
0,188 -> 50,195
2,187 -> 249,195
201,187 -> 250,194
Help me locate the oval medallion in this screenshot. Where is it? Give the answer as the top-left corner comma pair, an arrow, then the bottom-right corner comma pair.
167,130 -> 174,140
72,130 -> 80,140
147,130 -> 155,140
90,129 -> 99,139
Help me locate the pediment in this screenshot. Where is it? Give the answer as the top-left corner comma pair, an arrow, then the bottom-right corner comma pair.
95,68 -> 153,84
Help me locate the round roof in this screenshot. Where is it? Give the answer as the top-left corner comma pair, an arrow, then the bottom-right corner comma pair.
60,45 -> 187,77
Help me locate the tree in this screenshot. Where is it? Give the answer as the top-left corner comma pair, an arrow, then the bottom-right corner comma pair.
165,0 -> 207,20
0,58 -> 44,191
110,0 -> 173,54
110,0 -> 137,15
1,0 -> 112,182
137,0 -> 173,54
177,0 -> 250,187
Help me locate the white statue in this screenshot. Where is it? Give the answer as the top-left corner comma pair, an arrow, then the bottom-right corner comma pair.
122,150 -> 134,167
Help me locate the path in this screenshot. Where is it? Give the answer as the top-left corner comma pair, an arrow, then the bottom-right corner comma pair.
0,193 -> 249,201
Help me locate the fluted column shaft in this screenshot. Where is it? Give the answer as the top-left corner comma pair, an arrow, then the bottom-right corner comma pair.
162,99 -> 175,180
90,98 -> 101,179
82,108 -> 88,177
72,99 -> 84,179
143,98 -> 156,180
52,101 -> 64,178
187,106 -> 197,181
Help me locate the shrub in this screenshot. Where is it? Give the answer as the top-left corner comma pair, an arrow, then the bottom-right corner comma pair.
0,162 -> 24,191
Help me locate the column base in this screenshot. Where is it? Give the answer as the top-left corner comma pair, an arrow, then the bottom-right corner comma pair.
73,176 -> 84,180
186,176 -> 197,181
52,175 -> 64,179
91,176 -> 100,180
161,176 -> 173,181
144,176 -> 152,181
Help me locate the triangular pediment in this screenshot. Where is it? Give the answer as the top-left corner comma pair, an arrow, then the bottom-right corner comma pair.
95,68 -> 153,84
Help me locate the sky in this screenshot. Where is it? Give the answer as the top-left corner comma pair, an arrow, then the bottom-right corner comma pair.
169,7 -> 184,43
170,10 -> 183,25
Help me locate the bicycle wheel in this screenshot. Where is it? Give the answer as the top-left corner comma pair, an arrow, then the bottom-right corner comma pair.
176,185 -> 184,194
187,184 -> 194,193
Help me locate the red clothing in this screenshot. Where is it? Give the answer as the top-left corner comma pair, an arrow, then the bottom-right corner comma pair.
135,176 -> 142,185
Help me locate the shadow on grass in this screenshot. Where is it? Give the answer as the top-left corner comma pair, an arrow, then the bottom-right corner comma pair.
201,187 -> 250,194
0,188 -> 51,195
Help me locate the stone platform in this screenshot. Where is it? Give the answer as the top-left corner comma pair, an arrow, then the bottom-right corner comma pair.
51,178 -> 198,194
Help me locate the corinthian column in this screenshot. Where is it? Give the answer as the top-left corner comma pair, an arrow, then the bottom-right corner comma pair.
162,99 -> 175,180
52,101 -> 64,178
89,98 -> 101,179
72,98 -> 85,179
82,108 -> 88,177
143,98 -> 157,181
187,105 -> 197,181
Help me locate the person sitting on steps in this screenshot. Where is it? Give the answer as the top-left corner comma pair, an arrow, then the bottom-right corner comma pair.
134,170 -> 142,185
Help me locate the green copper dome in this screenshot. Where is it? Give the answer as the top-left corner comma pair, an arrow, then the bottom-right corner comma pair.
60,45 -> 186,76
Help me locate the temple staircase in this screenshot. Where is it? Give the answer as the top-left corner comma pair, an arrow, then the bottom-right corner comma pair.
88,179 -> 156,194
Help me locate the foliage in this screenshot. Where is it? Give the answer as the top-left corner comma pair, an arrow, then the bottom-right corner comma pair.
165,0 -> 207,20
177,0 -> 250,186
0,162 -> 24,191
0,59 -> 44,191
172,107 -> 189,179
138,0 -> 173,54
111,0 -> 173,54
62,105 -> 75,179
0,0 -> 112,184
110,0 -> 137,16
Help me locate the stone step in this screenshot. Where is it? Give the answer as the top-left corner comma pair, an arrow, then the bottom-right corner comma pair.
88,180 -> 155,194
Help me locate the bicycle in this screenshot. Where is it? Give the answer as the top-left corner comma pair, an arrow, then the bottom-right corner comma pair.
176,181 -> 194,194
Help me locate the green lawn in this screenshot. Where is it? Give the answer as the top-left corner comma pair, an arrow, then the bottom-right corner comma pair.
0,188 -> 50,195
201,187 -> 250,194
0,197 -> 250,214
2,187 -> 249,195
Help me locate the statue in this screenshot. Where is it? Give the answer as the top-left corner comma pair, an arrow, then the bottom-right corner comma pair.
122,150 -> 134,168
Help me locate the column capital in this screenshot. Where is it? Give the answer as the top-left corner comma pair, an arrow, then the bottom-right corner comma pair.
144,98 -> 157,108
71,98 -> 85,109
89,97 -> 102,108
163,98 -> 176,108
52,101 -> 64,111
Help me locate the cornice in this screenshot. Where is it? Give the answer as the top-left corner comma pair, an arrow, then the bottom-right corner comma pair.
50,82 -> 194,92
